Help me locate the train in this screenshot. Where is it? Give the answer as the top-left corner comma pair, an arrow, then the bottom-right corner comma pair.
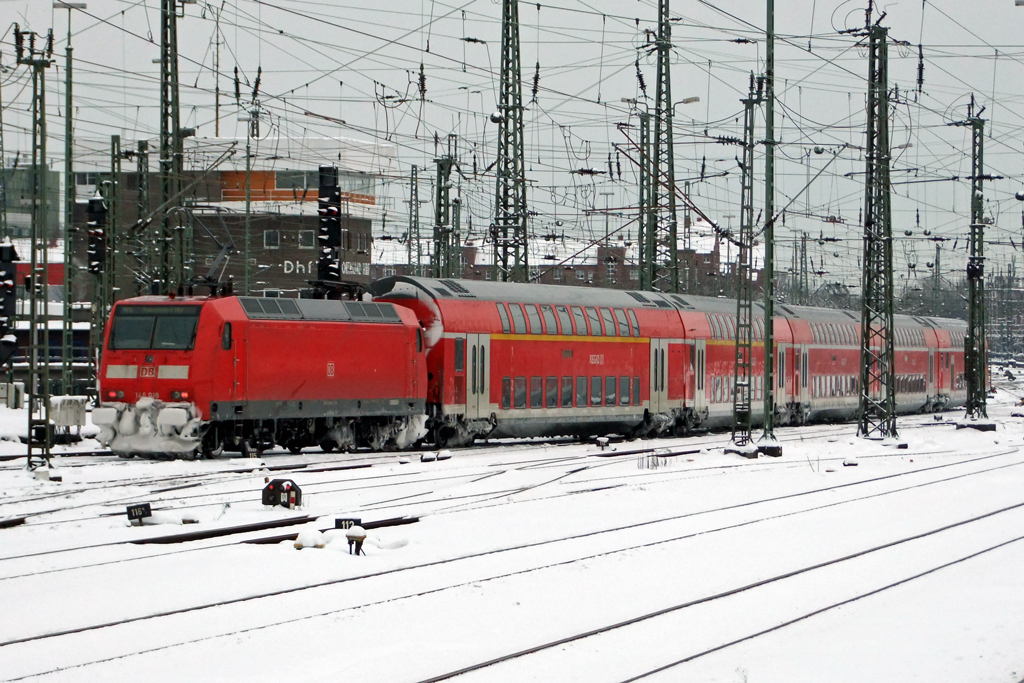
92,276 -> 969,458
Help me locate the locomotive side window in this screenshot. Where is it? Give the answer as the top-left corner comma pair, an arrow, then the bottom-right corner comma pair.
600,309 -> 617,337
576,376 -> 588,406
540,305 -> 558,335
509,304 -> 527,334
526,305 -> 543,335
627,310 -> 640,336
109,304 -> 201,351
530,377 -> 543,408
455,338 -> 465,372
221,322 -> 232,350
556,306 -> 574,335
497,304 -> 511,334
632,377 -> 640,404
590,376 -> 603,406
586,307 -> 603,336
514,377 -> 527,408
561,377 -> 572,407
614,309 -> 630,337
571,307 -> 587,335
502,378 -> 511,409
546,377 -> 558,407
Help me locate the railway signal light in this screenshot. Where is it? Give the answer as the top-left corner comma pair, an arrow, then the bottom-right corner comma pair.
0,242 -> 20,365
317,165 -> 342,282
86,191 -> 108,275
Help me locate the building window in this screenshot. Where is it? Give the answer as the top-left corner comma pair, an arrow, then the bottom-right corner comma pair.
605,262 -> 616,282
383,266 -> 396,277
630,269 -> 639,281
264,230 -> 281,249
576,270 -> 586,281
553,267 -> 563,282
262,289 -> 280,298
298,230 -> 315,249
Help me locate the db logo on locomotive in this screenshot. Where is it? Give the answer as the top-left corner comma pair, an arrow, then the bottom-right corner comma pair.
140,366 -> 156,378
327,362 -> 335,377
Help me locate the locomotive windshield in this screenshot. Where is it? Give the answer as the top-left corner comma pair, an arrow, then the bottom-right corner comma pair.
108,305 -> 202,351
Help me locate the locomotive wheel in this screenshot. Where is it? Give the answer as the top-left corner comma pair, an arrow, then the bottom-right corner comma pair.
319,439 -> 336,453
287,442 -> 304,454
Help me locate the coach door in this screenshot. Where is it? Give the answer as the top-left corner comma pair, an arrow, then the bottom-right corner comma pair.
693,339 -> 707,413
777,343 -> 789,407
796,344 -> 809,405
466,333 -> 491,419
650,338 -> 669,412
927,351 -> 935,397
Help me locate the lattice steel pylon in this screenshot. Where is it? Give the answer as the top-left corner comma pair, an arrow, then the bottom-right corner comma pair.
408,165 -> 421,277
731,75 -> 763,449
962,103 -> 988,418
433,136 -> 460,279
857,24 -> 897,439
490,0 -> 528,283
16,28 -> 55,469
159,0 -> 183,293
637,112 -> 654,290
645,0 -> 679,293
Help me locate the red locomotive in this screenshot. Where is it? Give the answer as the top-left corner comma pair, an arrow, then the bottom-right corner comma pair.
369,276 -> 967,446
93,277 -> 969,458
93,294 -> 427,458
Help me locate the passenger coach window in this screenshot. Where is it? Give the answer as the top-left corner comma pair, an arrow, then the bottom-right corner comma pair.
546,377 -> 558,407
530,377 -> 543,408
591,376 -> 603,406
586,308 -> 603,336
619,376 -> 629,405
605,376 -> 617,405
576,376 -> 588,406
541,305 -> 558,335
514,377 -> 527,408
221,322 -> 232,350
526,305 -> 543,335
502,378 -> 511,409
556,306 -> 573,335
614,309 -> 630,337
497,304 -> 511,334
628,310 -> 640,337
601,309 -> 617,337
571,307 -> 588,335
509,305 -> 527,334
632,377 -> 640,404
561,377 -> 572,407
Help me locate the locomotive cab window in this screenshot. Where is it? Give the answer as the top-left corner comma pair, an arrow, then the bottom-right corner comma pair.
109,304 -> 202,351
221,322 -> 232,350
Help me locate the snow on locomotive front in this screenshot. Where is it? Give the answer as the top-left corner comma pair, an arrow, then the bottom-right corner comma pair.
93,295 -> 428,459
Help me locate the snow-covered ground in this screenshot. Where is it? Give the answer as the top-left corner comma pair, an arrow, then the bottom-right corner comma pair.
1,388 -> 1023,682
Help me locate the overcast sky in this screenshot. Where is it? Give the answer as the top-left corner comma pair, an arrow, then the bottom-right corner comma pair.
3,0 -> 1024,291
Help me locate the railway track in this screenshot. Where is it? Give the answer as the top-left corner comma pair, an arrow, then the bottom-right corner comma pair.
1,444 -> 1019,663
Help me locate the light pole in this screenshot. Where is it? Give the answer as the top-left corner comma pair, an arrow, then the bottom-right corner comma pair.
55,1 -> 85,395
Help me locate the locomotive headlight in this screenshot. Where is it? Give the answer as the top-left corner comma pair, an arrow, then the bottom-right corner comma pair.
171,390 -> 181,400
107,390 -> 124,399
